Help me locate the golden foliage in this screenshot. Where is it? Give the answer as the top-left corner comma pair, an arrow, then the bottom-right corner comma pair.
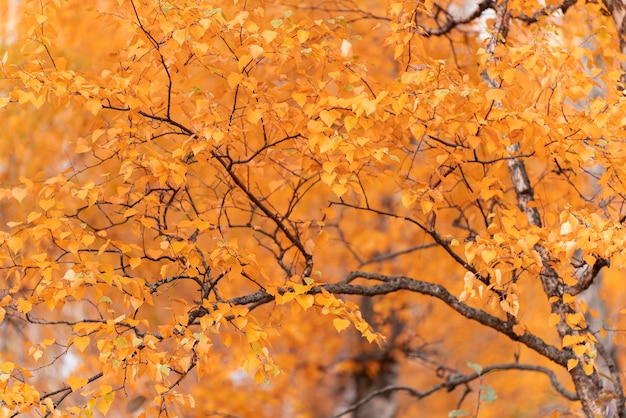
0,0 -> 625,416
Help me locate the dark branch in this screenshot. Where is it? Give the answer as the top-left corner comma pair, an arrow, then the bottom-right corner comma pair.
514,0 -> 578,23
332,361 -> 577,417
418,0 -> 494,37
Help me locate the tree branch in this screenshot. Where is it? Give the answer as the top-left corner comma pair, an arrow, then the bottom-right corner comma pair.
185,271 -> 571,367
514,0 -> 578,23
332,361 -> 577,418
417,0 -> 494,36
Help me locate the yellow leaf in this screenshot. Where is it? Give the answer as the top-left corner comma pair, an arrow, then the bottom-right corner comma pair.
319,135 -> 336,154
238,54 -> 252,72
567,358 -> 579,371
246,327 -> 262,343
75,137 -> 91,154
247,108 -> 264,124
502,68 -> 518,84
331,183 -> 348,198
68,242 -> 80,256
564,240 -> 576,259
233,316 -> 248,329
485,89 -> 506,102
563,293 -> 576,304
481,249 -> 497,265
276,291 -> 295,305
254,368 -> 265,383
582,362 -> 594,375
563,334 -> 584,347
129,257 -> 141,269
73,336 -> 90,352
340,39 -> 352,58
98,389 -> 115,415
17,298 -> 32,314
512,324 -> 525,336
572,344 -> 587,356
402,190 -> 417,208
297,30 -> 309,43
292,283 -> 309,295
6,236 -> 23,254
394,44 -> 403,59
172,28 -> 187,45
333,318 -> 350,333
362,329 -> 378,343
82,234 -> 95,246
420,199 -> 433,214
67,375 -> 88,391
390,2 -> 403,15
548,313 -> 561,327
39,199 -> 55,211
261,30 -> 277,44
123,208 -> 138,218
84,99 -> 101,116
566,313 -> 583,327
560,221 -> 573,235
12,188 -> 28,202
43,397 -> 54,413
321,172 -> 336,186
140,217 -> 157,228
34,14 -> 48,24
171,240 -> 187,253
344,115 -> 357,131
30,347 -> 42,361
296,294 -> 314,311
227,72 -> 242,88
249,44 -> 263,59
292,92 -> 307,107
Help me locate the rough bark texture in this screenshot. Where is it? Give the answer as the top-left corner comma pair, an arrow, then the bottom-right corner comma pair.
482,1 -> 614,416
507,157 -> 605,417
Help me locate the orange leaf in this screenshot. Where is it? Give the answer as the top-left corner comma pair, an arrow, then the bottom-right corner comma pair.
548,313 -> 561,327
6,236 -> 23,254
296,294 -> 314,311
17,298 -> 32,314
11,188 -> 28,202
563,294 -> 576,304
39,199 -> 55,211
481,249 -> 497,265
129,257 -> 141,269
84,99 -> 101,116
333,318 -> 350,333
73,336 -> 90,352
67,375 -> 88,391
485,89 -> 506,102
567,359 -> 579,371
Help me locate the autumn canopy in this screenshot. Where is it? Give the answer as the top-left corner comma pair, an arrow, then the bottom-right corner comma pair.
1,0 -> 626,416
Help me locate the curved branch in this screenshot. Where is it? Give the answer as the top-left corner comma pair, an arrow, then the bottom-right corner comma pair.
332,362 -> 577,418
332,272 -> 569,366
185,271 -> 571,367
